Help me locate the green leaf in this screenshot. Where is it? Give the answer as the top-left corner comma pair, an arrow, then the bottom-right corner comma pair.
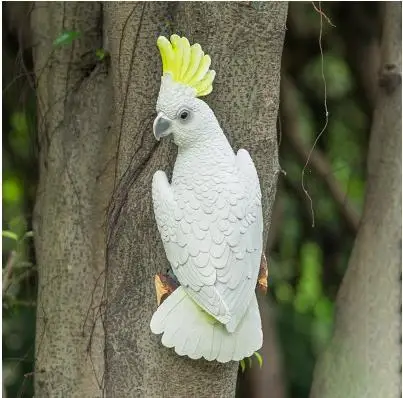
10,112 -> 28,134
240,359 -> 246,373
302,53 -> 353,100
253,351 -> 263,368
23,231 -> 34,239
53,31 -> 81,47
2,231 -> 19,241
95,48 -> 106,61
2,177 -> 22,204
275,282 -> 294,303
8,217 -> 27,239
9,112 -> 30,160
248,356 -> 253,368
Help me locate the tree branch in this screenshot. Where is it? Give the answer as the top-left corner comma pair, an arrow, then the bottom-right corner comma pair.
2,251 -> 17,296
280,75 -> 361,234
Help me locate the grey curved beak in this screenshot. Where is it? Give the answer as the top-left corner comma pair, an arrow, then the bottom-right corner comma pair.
153,112 -> 172,141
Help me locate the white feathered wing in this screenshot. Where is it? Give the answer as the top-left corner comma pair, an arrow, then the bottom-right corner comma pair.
151,146 -> 263,362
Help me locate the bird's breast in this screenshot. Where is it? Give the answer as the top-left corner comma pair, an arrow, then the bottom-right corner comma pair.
171,157 -> 246,226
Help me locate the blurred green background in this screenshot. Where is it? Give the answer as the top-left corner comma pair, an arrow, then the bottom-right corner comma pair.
2,3 -> 380,397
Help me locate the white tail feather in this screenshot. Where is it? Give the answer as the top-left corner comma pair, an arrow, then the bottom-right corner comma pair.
150,287 -> 262,362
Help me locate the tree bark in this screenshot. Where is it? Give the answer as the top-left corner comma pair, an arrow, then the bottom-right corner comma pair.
31,3 -> 112,397
31,2 -> 287,397
105,3 -> 287,397
309,3 -> 401,398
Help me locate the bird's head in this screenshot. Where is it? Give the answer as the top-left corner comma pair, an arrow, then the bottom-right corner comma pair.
153,35 -> 219,148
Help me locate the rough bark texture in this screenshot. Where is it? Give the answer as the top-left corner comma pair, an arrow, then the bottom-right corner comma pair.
105,2 -> 287,397
31,3 -> 113,397
31,2 -> 287,397
309,3 -> 402,398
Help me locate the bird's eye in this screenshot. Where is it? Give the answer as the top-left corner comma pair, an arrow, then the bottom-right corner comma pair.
180,110 -> 189,120
177,109 -> 192,124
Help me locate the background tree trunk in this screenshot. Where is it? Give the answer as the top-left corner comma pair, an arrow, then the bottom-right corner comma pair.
309,3 -> 401,398
31,2 -> 287,397
31,3 -> 112,397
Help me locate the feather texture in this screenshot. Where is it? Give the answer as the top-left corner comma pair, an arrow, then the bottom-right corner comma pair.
150,286 -> 262,362
152,137 -> 263,333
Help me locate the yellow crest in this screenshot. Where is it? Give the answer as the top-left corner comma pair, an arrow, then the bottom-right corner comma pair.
157,35 -> 216,97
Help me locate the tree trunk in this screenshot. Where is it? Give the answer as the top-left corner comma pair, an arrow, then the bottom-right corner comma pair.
309,3 -> 401,398
31,2 -> 287,397
31,3 -> 112,397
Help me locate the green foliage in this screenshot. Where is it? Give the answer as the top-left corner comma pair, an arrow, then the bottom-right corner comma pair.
53,31 -> 81,47
240,358 -> 246,373
3,177 -> 23,206
2,230 -> 19,241
3,106 -> 37,397
327,100 -> 367,210
253,351 -> 263,368
269,5 -> 369,398
294,242 -> 323,312
302,52 -> 353,100
96,48 -> 109,61
9,112 -> 31,161
240,351 -> 263,373
295,90 -> 317,146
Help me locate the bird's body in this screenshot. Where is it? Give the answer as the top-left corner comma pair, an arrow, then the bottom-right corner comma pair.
150,35 -> 263,362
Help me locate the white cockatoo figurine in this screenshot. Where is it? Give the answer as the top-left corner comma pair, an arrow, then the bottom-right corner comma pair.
150,35 -> 263,363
